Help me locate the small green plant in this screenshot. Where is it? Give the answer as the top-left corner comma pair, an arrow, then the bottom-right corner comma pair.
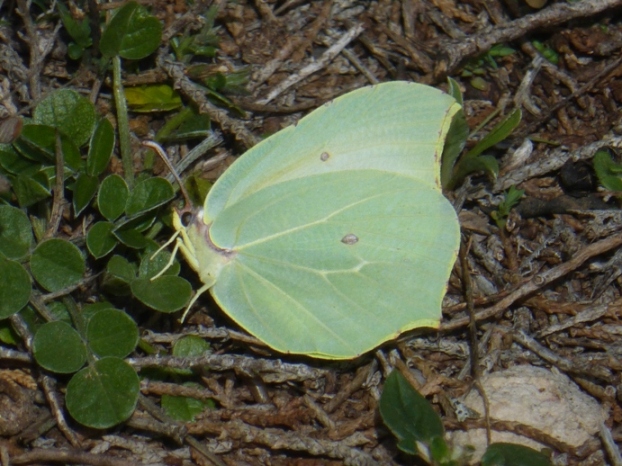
0,0 -> 254,430
491,186 -> 524,229
379,371 -> 552,466
33,304 -> 140,428
531,40 -> 559,65
170,5 -> 220,62
460,44 -> 516,92
125,84 -> 184,113
442,78 -> 522,190
593,150 -> 622,191
461,44 -> 516,78
99,1 -> 163,187
123,4 -> 248,142
158,335 -> 216,421
57,2 -> 93,60
174,8 -> 250,116
0,2 -> 205,428
0,0 -> 254,431
0,86 -> 197,427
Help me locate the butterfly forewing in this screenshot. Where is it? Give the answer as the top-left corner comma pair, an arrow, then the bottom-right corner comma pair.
203,82 -> 460,223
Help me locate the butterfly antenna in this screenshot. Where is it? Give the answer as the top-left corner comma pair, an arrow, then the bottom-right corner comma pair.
142,141 -> 193,211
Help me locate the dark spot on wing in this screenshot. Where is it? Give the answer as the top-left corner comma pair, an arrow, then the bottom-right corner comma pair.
341,234 -> 359,245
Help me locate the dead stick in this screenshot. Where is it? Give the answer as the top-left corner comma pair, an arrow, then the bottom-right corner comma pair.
257,23 -> 364,105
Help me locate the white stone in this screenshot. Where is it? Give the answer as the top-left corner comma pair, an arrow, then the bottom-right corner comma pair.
449,365 -> 604,462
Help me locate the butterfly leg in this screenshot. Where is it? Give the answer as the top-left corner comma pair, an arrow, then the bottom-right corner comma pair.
150,231 -> 181,280
179,282 -> 210,323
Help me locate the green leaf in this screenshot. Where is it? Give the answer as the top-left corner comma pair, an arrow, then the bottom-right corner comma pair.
86,221 -> 118,259
125,84 -> 183,112
0,146 -> 39,174
116,211 -> 157,233
184,174 -> 212,206
32,321 -> 87,373
13,172 -> 52,207
14,125 -> 82,169
60,132 -> 83,170
531,40 -> 559,65
13,124 -> 56,162
125,177 -> 175,217
157,107 -> 211,143
102,255 -> 136,296
0,322 -> 19,345
138,249 -> 179,279
33,89 -> 97,147
48,300 -> 71,323
113,228 -> 149,249
98,174 -> 129,221
489,44 -> 516,58
17,305 -> 43,334
379,371 -> 446,455
99,1 -> 162,60
67,43 -> 85,60
593,150 -> 622,191
66,357 -> 139,429
0,258 -> 31,319
14,172 -> 51,207
470,76 -> 490,92
131,276 -> 192,313
466,109 -> 522,159
428,435 -> 453,464
502,185 -> 525,211
173,335 -> 211,358
492,185 -> 524,229
441,108 -> 469,188
82,302 -> 116,320
30,239 -> 85,292
87,118 -> 115,176
447,77 -> 463,105
73,173 -> 98,216
204,87 -> 242,114
58,2 -> 92,49
452,154 -> 499,185
0,205 -> 33,259
106,255 -> 137,283
86,309 -> 139,358
162,382 -> 213,421
482,443 -> 551,466
205,72 -> 227,91
169,335 -> 211,376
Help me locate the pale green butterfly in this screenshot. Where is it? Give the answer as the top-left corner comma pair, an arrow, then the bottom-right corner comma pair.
167,81 -> 461,359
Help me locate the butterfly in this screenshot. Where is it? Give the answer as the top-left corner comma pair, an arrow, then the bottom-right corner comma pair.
161,81 -> 460,359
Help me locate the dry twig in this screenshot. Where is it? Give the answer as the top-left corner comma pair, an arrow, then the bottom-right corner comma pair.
250,1 -> 333,91
257,23 -> 364,105
158,56 -> 259,148
128,353 -> 328,384
442,234 -> 622,332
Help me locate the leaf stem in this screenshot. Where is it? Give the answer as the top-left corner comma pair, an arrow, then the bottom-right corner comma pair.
112,55 -> 133,188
